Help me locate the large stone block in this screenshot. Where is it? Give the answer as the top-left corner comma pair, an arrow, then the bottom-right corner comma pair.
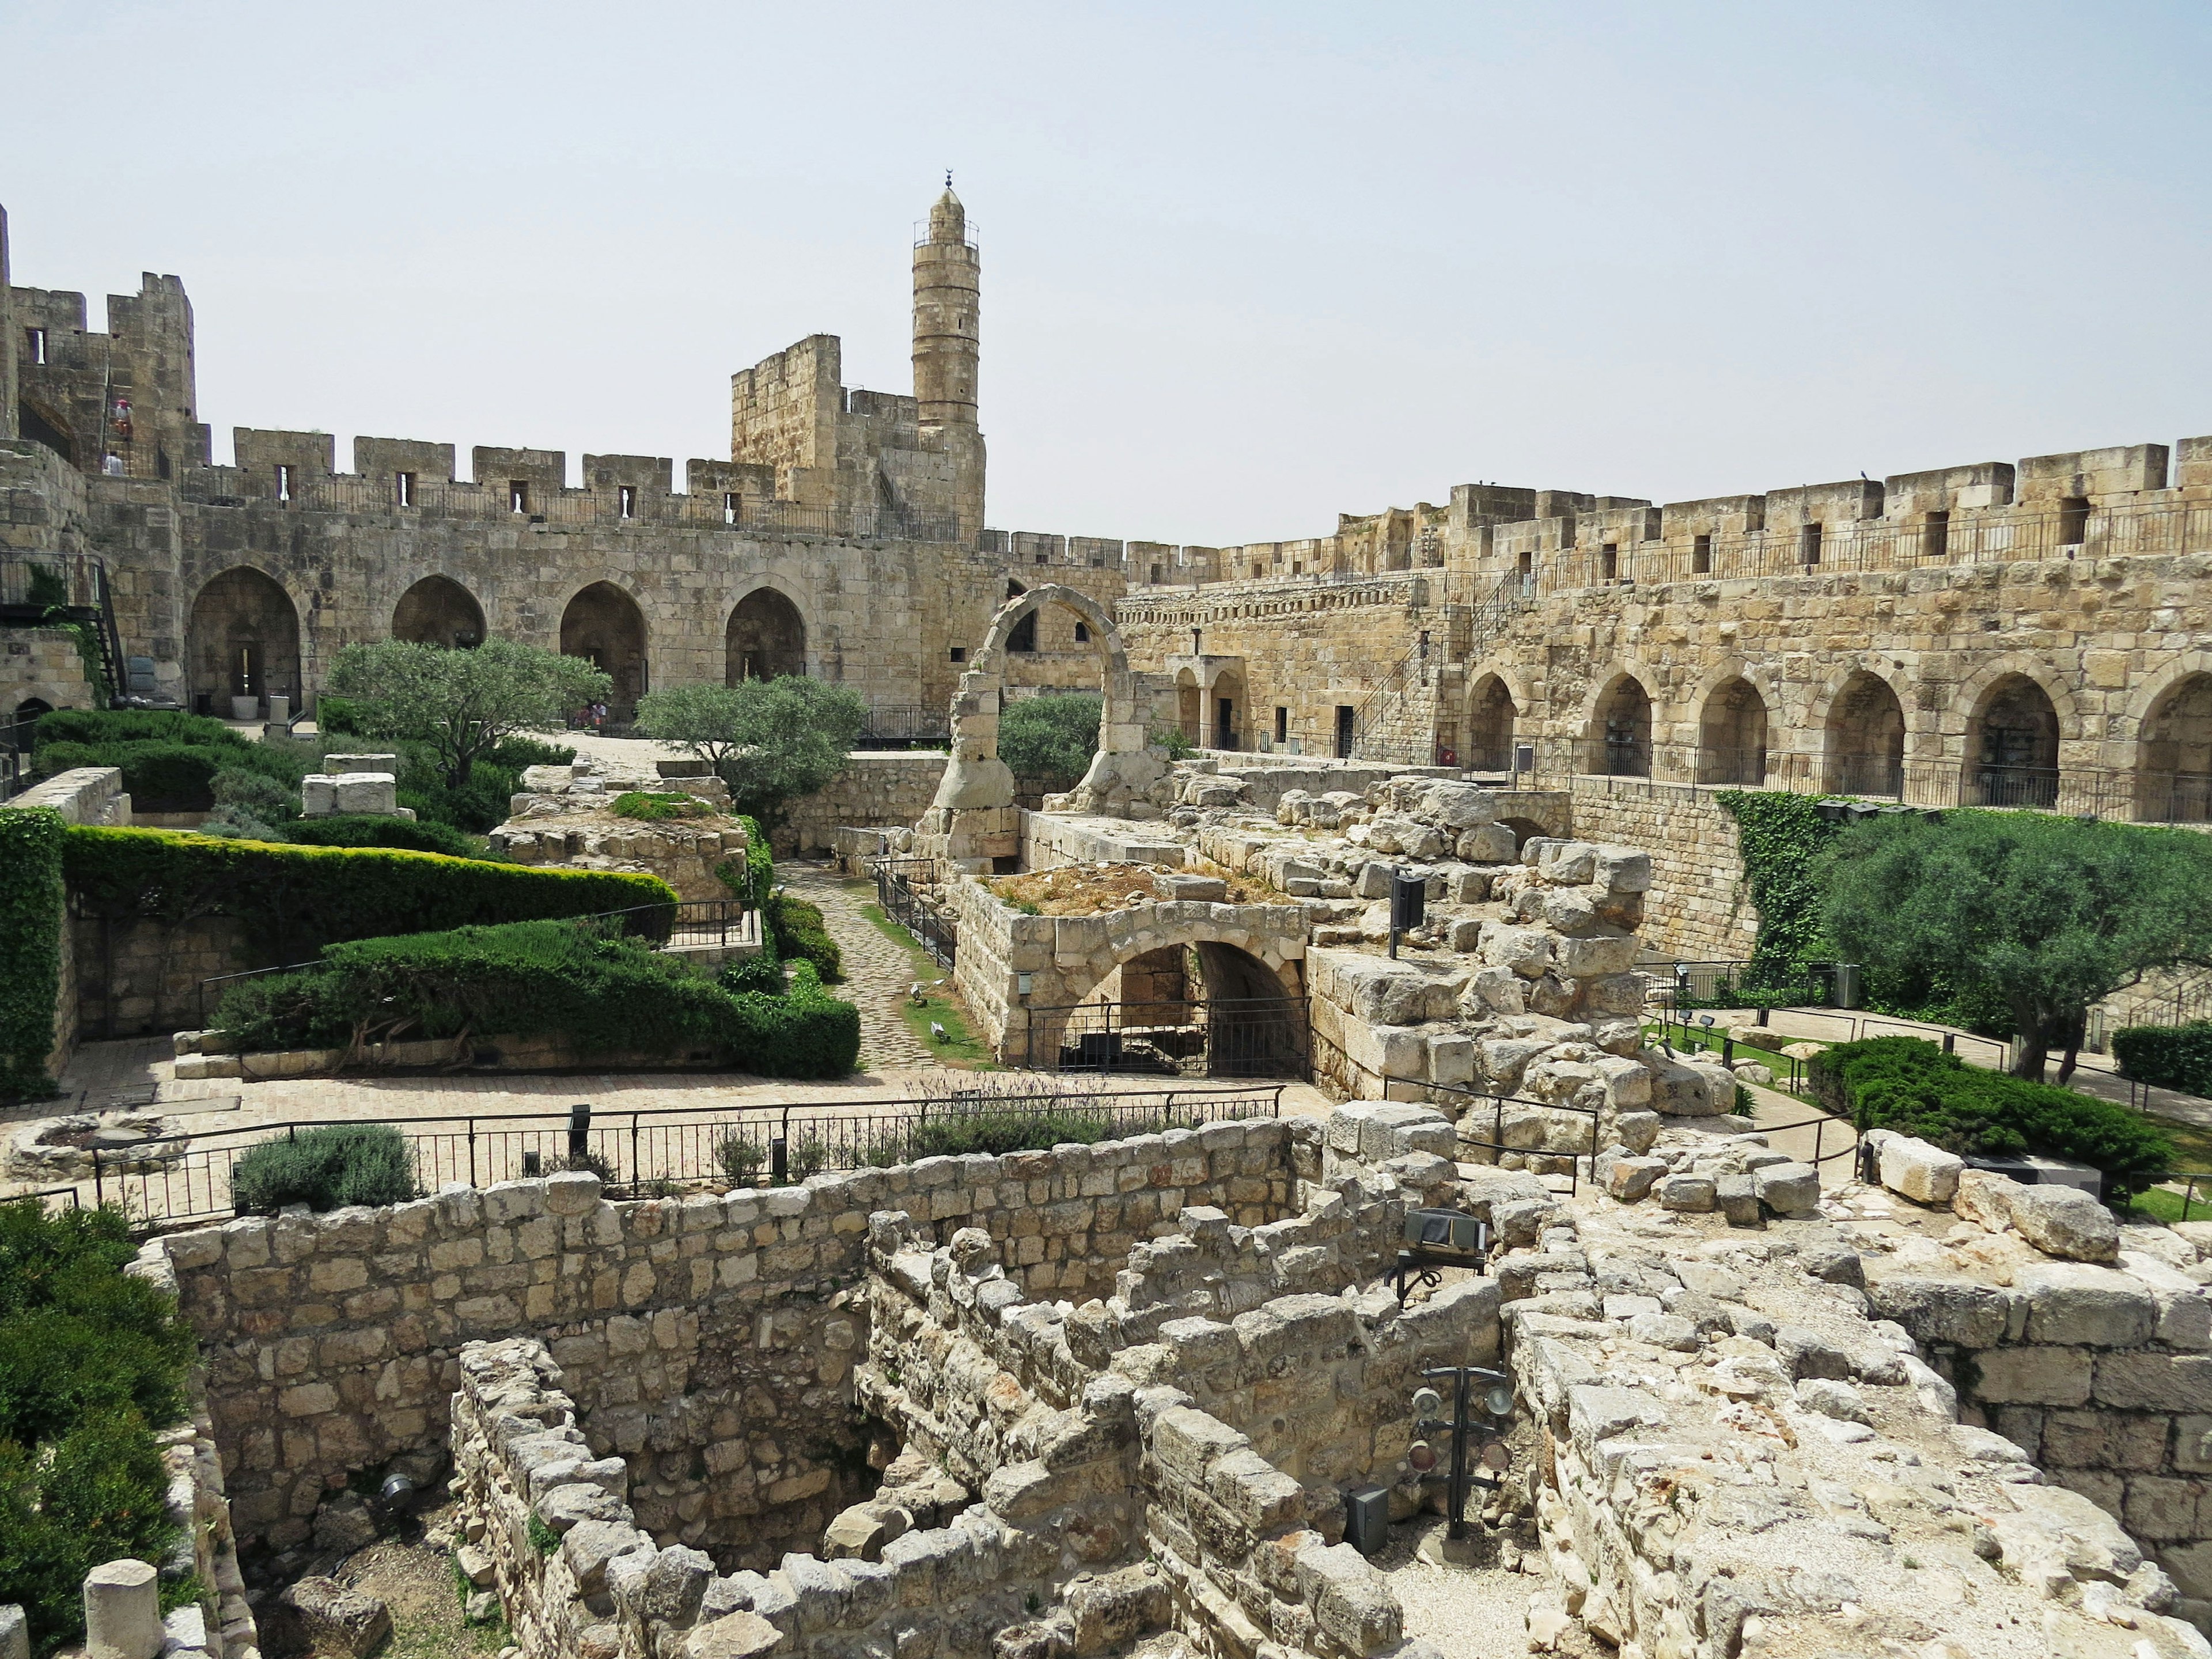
1864,1129 -> 1964,1207
1971,1344 -> 2093,1407
2016,1261 -> 2156,1348
2008,1184 -> 2120,1264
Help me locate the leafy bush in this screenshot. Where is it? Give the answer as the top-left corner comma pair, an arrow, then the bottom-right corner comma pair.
714,816 -> 775,908
1809,1036 -> 2173,1198
0,1201 -> 192,1652
214,922 -> 860,1079
231,1124 -> 420,1214
1150,724 -> 1196,761
210,766 -> 300,820
285,814 -> 482,859
65,826 -> 672,964
767,892 -> 842,982
612,790 -> 709,821
0,809 -> 65,1103
31,710 -> 309,812
2113,1023 -> 2212,1098
718,953 -> 787,997
33,708 -> 243,749
714,1131 -> 764,1184
998,693 -> 1101,786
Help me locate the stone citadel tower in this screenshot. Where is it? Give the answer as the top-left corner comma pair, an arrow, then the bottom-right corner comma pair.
911,180 -> 984,541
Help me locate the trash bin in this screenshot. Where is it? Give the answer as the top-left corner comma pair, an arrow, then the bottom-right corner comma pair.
1832,963 -> 1862,1009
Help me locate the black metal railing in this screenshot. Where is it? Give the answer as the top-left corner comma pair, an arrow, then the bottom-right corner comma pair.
856,705 -> 951,750
871,857 -> 957,968
1377,1078 -> 1601,1196
48,1084 -> 1283,1232
1023,997 -> 1312,1080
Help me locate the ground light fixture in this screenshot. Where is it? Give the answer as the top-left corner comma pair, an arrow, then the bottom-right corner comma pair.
1408,1365 -> 1517,1539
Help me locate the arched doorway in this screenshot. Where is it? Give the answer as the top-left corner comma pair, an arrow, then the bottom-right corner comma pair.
560,582 -> 649,719
726,588 -> 806,683
1824,672 -> 1905,797
1595,676 -> 1652,777
1469,676 -> 1516,772
391,575 -> 485,649
1969,674 -> 2060,807
187,567 -> 300,717
14,697 -> 53,724
1698,679 -> 1768,785
1210,667 -> 1247,751
1175,669 -> 1202,748
1047,938 -> 1306,1077
2141,673 -> 2212,822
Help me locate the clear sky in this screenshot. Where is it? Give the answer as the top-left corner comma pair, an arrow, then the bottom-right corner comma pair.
5,1 -> 2209,546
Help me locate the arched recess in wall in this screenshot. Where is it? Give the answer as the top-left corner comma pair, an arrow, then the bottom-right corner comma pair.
2138,672 -> 2212,822
1174,665 -> 1202,748
1589,674 -> 1653,778
1823,671 -> 1907,797
1697,678 -> 1769,785
1209,666 -> 1247,751
726,588 -> 806,683
1003,581 -> 1035,655
1968,673 -> 2061,808
187,566 -> 301,716
560,582 -> 649,719
391,575 -> 485,649
14,697 -> 53,722
1468,675 -> 1517,773
1055,938 -> 1306,1078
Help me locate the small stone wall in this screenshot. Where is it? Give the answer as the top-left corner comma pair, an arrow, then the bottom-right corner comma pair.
73,911 -> 249,1039
149,1120 -> 1300,1563
780,752 -> 948,856
10,767 -> 132,1073
1559,776 -> 1758,961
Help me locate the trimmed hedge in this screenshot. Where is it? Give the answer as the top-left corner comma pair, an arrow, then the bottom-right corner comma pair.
0,1202 -> 192,1652
1809,1035 -> 2172,1199
2113,1022 -> 2212,1099
0,809 -> 65,1103
231,1124 -> 420,1214
768,892 -> 843,983
284,815 -> 482,859
32,709 -> 308,812
63,827 -> 673,961
216,920 -> 859,1078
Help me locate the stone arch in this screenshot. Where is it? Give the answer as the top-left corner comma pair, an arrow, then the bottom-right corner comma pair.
2137,664 -> 2212,822
1697,677 -> 1770,785
14,696 -> 54,722
1583,672 -> 1653,777
391,575 -> 485,649
1967,672 -> 2061,808
726,586 -> 807,683
559,581 -> 650,719
1468,673 -> 1518,772
1173,664 -> 1202,747
1821,669 -> 1907,797
1948,654 -> 2081,741
1209,665 -> 1247,751
187,566 -> 301,717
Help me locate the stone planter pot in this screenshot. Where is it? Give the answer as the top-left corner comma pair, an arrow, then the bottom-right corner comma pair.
230,695 -> 260,722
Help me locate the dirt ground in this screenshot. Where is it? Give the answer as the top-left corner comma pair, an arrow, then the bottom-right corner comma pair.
321,1503 -> 505,1659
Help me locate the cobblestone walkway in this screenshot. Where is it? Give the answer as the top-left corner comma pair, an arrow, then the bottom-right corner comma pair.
776,861 -> 938,1071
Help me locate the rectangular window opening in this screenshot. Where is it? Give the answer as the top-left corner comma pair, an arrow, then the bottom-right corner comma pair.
1692,532 -> 1712,574
618,484 -> 638,519
1074,622 -> 1090,643
275,463 -> 293,503
1251,563 -> 1263,579
27,327 -> 46,365
396,471 -> 415,507
1035,552 -> 1049,565
949,646 -> 967,662
1800,522 -> 1823,566
1925,509 -> 1950,562
1601,542 -> 1619,581
1517,550 -> 1533,578
1149,563 -> 1162,584
724,492 -> 740,524
1275,706 -> 1289,744
2059,496 -> 2091,546
509,481 -> 529,514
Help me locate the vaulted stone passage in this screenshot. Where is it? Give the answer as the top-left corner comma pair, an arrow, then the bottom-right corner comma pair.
187,565 -> 300,716
1469,674 -> 1516,771
560,581 -> 649,718
1971,673 -> 2061,806
1594,675 -> 1652,777
1825,670 -> 1906,796
391,574 -> 484,648
726,587 -> 806,683
2141,672 -> 2212,821
1697,677 -> 1768,784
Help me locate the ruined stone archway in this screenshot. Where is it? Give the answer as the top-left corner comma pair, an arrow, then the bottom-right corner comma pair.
391,575 -> 485,649
1823,669 -> 1907,797
1697,678 -> 1768,785
559,581 -> 649,719
918,585 -> 1146,865
1968,673 -> 2061,807
726,587 -> 807,683
187,566 -> 301,716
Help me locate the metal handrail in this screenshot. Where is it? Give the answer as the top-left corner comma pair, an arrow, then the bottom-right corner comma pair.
1376,1078 -> 1603,1196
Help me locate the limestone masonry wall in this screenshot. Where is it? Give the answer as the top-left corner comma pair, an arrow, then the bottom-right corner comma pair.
778,752 -> 947,856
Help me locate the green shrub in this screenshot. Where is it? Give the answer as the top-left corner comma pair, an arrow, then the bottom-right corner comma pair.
999,693 -> 1101,786
2113,1023 -> 2212,1097
715,817 -> 776,909
32,708 -> 243,750
612,790 -> 710,821
285,815 -> 481,859
767,893 -> 842,982
714,1131 -> 764,1184
230,1124 -> 421,1214
210,766 -> 299,820
1810,1036 -> 2173,1199
0,809 -> 65,1103
0,1202 -> 192,1653
65,827 -> 673,964
1150,724 -> 1196,761
718,954 -> 787,997
215,922 -> 860,1079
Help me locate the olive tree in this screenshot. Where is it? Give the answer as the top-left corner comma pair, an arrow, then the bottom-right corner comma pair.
635,676 -> 866,827
998,692 -> 1100,786
325,638 -> 608,787
1820,809 -> 2212,1082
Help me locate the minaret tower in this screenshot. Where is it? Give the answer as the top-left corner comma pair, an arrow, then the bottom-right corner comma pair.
912,177 -> 984,539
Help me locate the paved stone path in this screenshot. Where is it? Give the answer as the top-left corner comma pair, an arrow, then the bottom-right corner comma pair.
775,861 -> 938,1071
